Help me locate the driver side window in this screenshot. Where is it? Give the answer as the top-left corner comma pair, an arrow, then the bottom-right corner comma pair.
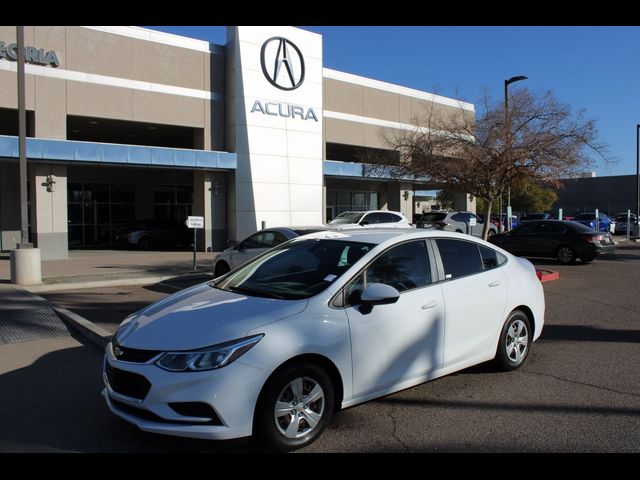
345,240 -> 432,305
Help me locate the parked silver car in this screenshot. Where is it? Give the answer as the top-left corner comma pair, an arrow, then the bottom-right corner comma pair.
417,211 -> 497,237
213,226 -> 329,276
328,210 -> 411,229
613,212 -> 638,235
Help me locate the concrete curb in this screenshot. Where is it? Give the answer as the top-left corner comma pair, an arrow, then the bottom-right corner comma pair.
19,287 -> 113,349
536,269 -> 560,282
24,272 -> 212,293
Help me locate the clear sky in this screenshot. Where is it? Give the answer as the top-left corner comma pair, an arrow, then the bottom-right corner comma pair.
146,26 -> 640,177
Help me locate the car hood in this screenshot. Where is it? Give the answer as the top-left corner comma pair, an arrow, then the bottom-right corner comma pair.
114,283 -> 307,351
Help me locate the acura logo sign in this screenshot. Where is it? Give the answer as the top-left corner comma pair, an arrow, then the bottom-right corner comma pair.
260,37 -> 305,91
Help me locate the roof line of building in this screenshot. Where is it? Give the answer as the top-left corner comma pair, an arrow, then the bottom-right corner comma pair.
323,68 -> 475,112
81,26 -> 225,54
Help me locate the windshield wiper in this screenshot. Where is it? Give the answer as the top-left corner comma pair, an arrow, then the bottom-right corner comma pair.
227,285 -> 286,300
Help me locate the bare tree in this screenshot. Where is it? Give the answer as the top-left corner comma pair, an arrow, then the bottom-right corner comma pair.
372,88 -> 609,239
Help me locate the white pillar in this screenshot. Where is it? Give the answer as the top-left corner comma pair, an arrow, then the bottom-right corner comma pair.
31,164 -> 68,260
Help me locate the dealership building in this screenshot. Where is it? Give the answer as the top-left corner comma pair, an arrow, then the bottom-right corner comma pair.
0,26 -> 475,260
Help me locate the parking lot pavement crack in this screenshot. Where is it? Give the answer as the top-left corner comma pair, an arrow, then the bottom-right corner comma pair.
386,404 -> 411,452
524,370 -> 640,400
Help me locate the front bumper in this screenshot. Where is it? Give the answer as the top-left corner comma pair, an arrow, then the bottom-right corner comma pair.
102,343 -> 268,440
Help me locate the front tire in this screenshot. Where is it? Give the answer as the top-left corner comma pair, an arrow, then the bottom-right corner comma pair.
254,364 -> 334,452
214,261 -> 230,277
495,310 -> 532,371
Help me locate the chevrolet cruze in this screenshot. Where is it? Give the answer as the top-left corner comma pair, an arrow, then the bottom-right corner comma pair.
103,229 -> 545,451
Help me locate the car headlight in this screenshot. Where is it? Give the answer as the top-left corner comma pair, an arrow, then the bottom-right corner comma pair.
155,334 -> 264,372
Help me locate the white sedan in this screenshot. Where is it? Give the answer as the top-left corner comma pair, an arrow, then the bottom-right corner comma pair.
103,229 -> 545,451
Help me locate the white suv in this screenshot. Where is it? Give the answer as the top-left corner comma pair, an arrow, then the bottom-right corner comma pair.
328,210 -> 411,229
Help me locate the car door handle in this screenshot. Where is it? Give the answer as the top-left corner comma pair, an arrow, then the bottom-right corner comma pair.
488,280 -> 502,287
421,301 -> 441,310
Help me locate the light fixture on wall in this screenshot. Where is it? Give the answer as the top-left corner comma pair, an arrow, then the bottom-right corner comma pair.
45,174 -> 56,192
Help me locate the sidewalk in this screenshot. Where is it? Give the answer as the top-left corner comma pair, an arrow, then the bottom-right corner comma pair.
0,248 -> 218,292
0,248 -> 219,351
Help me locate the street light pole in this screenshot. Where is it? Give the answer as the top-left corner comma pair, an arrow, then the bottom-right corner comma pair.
17,25 -> 29,247
636,123 -> 639,235
504,75 -> 528,231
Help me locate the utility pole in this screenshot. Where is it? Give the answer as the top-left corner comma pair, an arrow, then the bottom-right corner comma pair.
17,25 -> 30,247
10,26 -> 41,285
504,75 -> 528,231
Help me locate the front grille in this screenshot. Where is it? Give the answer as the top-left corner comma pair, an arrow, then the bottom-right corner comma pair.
112,339 -> 161,363
105,363 -> 151,401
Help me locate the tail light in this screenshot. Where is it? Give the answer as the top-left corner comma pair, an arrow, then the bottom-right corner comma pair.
583,235 -> 604,243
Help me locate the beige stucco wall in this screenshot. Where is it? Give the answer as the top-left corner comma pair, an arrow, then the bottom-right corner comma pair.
0,26 -> 224,149
323,77 -> 474,150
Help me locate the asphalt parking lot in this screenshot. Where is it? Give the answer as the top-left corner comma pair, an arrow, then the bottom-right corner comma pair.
2,246 -> 640,453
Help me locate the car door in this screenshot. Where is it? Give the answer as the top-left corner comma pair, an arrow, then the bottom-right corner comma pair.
433,238 -> 508,369
360,212 -> 384,227
504,221 -> 540,255
344,240 -> 445,398
535,222 -> 567,255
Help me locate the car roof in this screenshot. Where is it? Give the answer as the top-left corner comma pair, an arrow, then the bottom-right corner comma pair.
299,227 -> 484,245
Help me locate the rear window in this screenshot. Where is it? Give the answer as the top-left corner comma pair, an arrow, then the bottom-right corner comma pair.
329,212 -> 364,225
567,221 -> 598,233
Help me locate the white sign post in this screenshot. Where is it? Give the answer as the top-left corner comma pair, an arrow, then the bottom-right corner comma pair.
186,216 -> 204,271
468,216 -> 477,235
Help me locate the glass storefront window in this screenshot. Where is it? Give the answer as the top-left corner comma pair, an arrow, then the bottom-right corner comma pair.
67,182 -> 136,247
326,189 -> 380,221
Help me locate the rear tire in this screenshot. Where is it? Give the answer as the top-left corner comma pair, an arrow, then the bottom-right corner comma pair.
495,310 -> 532,371
254,363 -> 334,452
556,245 -> 576,265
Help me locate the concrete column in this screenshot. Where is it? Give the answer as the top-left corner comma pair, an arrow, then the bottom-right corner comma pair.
31,163 -> 68,260
0,162 -> 21,251
193,170 -> 213,252
399,182 -> 414,220
453,191 -> 476,213
385,183 -> 414,218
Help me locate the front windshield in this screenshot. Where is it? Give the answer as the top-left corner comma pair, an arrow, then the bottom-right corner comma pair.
214,238 -> 375,300
329,212 -> 365,225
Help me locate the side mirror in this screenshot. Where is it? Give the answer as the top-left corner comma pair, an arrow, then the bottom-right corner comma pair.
233,241 -> 241,250
359,220 -> 370,226
359,283 -> 400,314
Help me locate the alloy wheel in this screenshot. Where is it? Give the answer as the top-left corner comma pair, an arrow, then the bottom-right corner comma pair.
505,319 -> 529,364
273,377 -> 325,439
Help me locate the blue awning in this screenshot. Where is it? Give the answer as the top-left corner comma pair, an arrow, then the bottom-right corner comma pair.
0,135 -> 236,170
